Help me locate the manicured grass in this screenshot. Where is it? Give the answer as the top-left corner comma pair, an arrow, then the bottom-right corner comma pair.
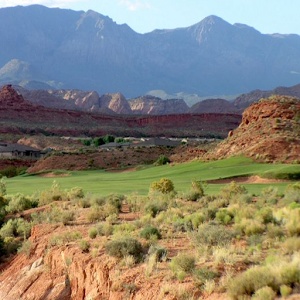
5,157 -> 300,196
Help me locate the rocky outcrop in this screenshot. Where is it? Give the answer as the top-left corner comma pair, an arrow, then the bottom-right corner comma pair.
0,85 -> 241,137
205,95 -> 300,162
99,93 -> 132,114
129,96 -> 189,115
189,98 -> 239,114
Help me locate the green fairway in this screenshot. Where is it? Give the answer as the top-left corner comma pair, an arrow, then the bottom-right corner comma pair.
5,157 -> 300,196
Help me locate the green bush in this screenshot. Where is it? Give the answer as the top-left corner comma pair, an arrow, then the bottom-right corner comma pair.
215,209 -> 233,224
144,202 -> 166,218
61,211 -> 75,225
280,285 -> 292,297
150,178 -> 175,194
79,239 -> 90,252
0,218 -> 31,239
88,227 -> 98,239
140,225 -> 162,240
253,286 -> 276,300
5,193 -> 37,214
193,268 -> 218,287
67,187 -> 84,200
154,155 -> 170,166
107,194 -> 124,212
147,245 -> 167,262
170,253 -> 195,273
106,238 -> 144,261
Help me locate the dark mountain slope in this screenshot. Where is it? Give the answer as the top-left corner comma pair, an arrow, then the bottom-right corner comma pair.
0,6 -> 300,97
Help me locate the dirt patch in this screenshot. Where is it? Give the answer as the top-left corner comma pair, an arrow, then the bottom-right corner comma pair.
207,175 -> 291,184
38,172 -> 70,178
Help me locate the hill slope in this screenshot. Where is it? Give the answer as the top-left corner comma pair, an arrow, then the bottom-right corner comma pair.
206,95 -> 300,163
0,6 -> 300,96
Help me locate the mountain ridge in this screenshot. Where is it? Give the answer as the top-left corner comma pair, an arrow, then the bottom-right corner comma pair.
0,5 -> 300,97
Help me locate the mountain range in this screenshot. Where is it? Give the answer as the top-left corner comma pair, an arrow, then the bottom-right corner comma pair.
0,5 -> 300,98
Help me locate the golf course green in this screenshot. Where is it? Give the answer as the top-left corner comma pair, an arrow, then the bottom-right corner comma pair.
5,157 -> 300,196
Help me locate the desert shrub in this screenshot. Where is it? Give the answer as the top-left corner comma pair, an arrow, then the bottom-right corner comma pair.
106,237 -> 144,261
266,224 -> 284,239
147,245 -> 167,262
16,219 -> 32,239
86,206 -> 108,223
49,231 -> 82,247
88,227 -> 98,239
193,268 -> 218,287
144,201 -> 167,218
5,193 -> 37,214
140,225 -> 162,240
154,155 -> 170,166
39,181 -> 67,206
282,237 -> 300,254
228,260 -> 300,299
237,219 -> 265,236
0,218 -> 31,239
0,177 -> 7,196
220,181 -> 247,200
114,223 -> 136,234
77,198 -> 91,208
79,239 -> 90,252
284,182 -> 300,203
191,180 -> 205,197
193,224 -> 234,247
215,209 -> 233,224
90,196 -> 106,207
256,207 -> 273,224
150,178 -> 174,194
260,187 -> 278,205
17,240 -> 33,258
67,187 -> 84,200
180,190 -> 202,202
107,194 -> 124,212
253,286 -> 276,300
61,211 -> 75,225
280,285 -> 292,297
228,266 -> 275,299
285,209 -> 300,236
170,253 -> 195,274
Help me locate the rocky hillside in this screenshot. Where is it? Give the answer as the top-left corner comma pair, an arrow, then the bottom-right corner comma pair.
0,85 -> 241,138
189,98 -> 238,114
129,96 -> 189,115
0,5 -> 300,97
205,95 -> 300,163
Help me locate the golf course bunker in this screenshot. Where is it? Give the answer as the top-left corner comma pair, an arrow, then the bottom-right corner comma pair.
207,175 -> 291,184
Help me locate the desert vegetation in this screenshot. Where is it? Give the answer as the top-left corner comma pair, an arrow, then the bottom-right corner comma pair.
1,169 -> 300,299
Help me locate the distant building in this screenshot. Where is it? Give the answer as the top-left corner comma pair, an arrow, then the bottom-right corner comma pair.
0,143 -> 44,159
139,138 -> 181,147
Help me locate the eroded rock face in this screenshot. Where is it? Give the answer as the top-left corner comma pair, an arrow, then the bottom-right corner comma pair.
129,95 -> 189,115
0,84 -> 29,106
205,95 -> 300,163
0,224 -> 195,300
99,93 -> 132,114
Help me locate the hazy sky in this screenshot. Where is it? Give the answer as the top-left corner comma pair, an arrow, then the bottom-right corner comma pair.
0,0 -> 299,35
